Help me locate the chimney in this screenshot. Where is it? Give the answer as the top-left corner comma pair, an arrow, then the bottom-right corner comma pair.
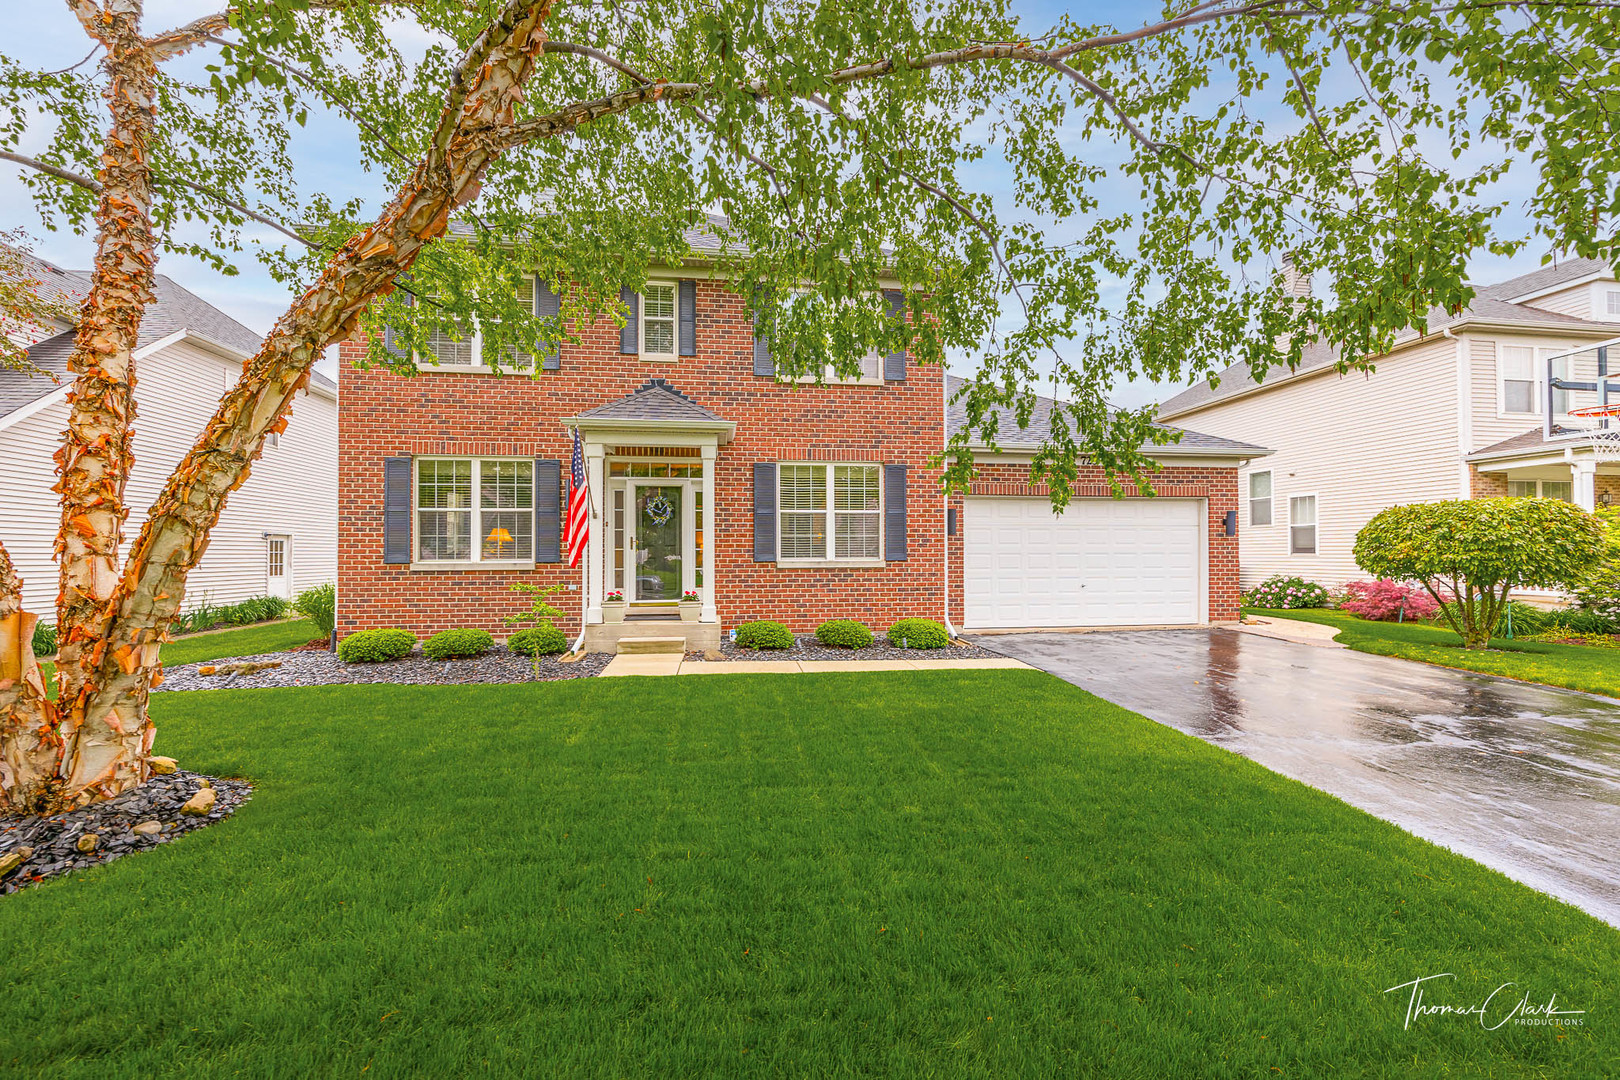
1282,252 -> 1311,299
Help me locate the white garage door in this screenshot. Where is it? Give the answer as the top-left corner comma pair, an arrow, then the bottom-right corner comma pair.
964,497 -> 1204,628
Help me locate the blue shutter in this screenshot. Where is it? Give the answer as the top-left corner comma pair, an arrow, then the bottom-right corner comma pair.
536,279 -> 561,371
882,289 -> 906,381
383,291 -> 413,360
534,458 -> 561,563
753,462 -> 777,562
883,463 -> 907,562
383,456 -> 412,564
678,279 -> 697,356
619,286 -> 638,354
752,293 -> 774,377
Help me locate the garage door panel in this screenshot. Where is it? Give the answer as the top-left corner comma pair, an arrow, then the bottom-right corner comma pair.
963,497 -> 1203,628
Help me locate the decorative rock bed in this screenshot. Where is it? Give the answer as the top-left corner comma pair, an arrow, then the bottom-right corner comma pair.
0,770 -> 251,896
694,635 -> 1005,663
154,646 -> 612,691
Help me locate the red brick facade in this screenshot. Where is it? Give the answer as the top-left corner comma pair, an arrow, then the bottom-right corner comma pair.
945,461 -> 1243,627
337,280 -> 947,638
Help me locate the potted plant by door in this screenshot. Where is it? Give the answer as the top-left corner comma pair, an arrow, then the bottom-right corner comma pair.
603,591 -> 626,624
679,590 -> 701,622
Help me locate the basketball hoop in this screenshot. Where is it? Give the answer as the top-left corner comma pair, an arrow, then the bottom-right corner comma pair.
1563,403 -> 1620,463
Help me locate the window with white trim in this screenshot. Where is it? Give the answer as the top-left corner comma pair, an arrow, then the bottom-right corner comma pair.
1608,290 -> 1620,317
641,282 -> 677,359
418,277 -> 538,369
1507,479 -> 1573,502
1289,495 -> 1317,554
416,458 -> 534,562
781,291 -> 883,383
779,463 -> 881,560
1248,470 -> 1272,526
1499,345 -> 1538,414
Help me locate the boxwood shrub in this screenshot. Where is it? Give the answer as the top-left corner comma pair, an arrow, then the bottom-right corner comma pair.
508,625 -> 568,656
886,618 -> 949,649
735,620 -> 794,649
336,628 -> 417,663
815,619 -> 873,649
423,627 -> 494,660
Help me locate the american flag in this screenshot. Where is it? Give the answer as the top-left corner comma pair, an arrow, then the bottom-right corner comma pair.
565,429 -> 589,568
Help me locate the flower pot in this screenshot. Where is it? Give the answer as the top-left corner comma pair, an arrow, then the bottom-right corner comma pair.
602,601 -> 626,625
678,601 -> 700,623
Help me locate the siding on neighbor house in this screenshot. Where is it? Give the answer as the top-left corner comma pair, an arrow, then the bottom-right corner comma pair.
1466,330 -> 1620,451
0,338 -> 337,618
1518,281 -> 1601,321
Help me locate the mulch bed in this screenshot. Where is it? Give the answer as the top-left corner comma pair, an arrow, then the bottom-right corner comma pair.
1,770 -> 251,896
691,634 -> 1005,662
154,647 -> 612,691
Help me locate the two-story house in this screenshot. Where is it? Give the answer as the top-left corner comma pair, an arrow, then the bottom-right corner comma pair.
1157,257 -> 1620,590
335,222 -> 1267,648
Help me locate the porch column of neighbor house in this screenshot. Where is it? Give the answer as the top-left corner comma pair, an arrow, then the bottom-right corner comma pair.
701,442 -> 718,623
1573,458 -> 1598,511
585,440 -> 607,623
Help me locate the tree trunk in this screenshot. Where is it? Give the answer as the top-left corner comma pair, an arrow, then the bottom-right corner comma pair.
0,542 -> 60,814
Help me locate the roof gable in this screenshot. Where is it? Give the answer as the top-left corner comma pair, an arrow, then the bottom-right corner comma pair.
577,378 -> 728,423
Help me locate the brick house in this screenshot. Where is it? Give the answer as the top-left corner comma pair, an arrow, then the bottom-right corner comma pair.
337,248 -> 1268,649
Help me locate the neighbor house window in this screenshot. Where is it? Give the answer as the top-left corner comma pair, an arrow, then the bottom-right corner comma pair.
779,463 -> 881,561
416,458 -> 533,562
1608,290 -> 1620,317
1248,470 -> 1273,526
1500,345 -> 1538,414
1508,479 -> 1573,502
641,282 -> 677,359
1289,495 -> 1317,555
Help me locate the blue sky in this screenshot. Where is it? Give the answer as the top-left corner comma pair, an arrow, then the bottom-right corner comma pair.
2,1 -> 1554,405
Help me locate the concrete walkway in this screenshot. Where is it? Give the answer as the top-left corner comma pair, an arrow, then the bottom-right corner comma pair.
600,655 -> 1031,678
1231,614 -> 1346,648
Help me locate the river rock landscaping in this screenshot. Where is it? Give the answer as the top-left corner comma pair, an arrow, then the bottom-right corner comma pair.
697,634 -> 1004,662
0,770 -> 251,896
155,645 -> 612,691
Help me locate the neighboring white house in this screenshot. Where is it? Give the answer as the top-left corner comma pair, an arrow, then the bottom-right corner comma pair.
0,250 -> 338,618
1157,257 -> 1620,590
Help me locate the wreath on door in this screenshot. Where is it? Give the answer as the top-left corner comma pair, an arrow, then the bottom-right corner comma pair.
645,492 -> 675,526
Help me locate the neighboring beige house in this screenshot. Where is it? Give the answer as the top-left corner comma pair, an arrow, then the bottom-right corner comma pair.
1157,258 -> 1620,590
0,250 -> 338,618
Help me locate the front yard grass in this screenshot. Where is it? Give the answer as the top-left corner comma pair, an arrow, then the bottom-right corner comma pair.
2,671 -> 1616,1077
1248,607 -> 1620,699
39,619 -> 319,695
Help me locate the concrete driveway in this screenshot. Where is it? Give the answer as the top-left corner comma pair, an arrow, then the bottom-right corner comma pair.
981,629 -> 1620,928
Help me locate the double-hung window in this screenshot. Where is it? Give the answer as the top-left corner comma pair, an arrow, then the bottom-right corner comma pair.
416,458 -> 534,563
1289,495 -> 1317,555
1500,345 -> 1539,415
641,282 -> 677,360
418,277 -> 539,370
779,464 -> 881,561
1248,470 -> 1273,526
1608,290 -> 1620,318
1507,479 -> 1573,502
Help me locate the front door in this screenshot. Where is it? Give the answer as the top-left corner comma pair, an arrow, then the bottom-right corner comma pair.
627,483 -> 685,603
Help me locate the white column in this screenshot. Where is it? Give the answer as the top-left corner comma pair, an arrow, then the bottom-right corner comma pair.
1573,459 -> 1598,511
700,442 -> 718,623
585,441 -> 606,622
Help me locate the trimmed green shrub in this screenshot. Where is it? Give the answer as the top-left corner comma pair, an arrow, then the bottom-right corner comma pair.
735,620 -> 794,649
815,619 -> 873,649
294,582 -> 336,638
508,625 -> 567,656
1571,507 -> 1620,631
31,620 -> 57,658
423,628 -> 494,660
337,628 -> 417,663
887,618 -> 949,649
1245,575 -> 1333,609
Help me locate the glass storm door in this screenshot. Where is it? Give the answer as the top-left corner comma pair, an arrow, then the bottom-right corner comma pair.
628,483 -> 684,602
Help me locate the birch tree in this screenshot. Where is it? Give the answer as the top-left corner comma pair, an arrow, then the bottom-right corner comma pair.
1,0 -> 1616,811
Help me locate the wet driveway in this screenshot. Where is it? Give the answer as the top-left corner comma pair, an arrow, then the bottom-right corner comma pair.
983,629 -> 1620,927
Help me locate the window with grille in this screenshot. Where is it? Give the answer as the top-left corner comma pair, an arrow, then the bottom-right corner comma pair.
778,463 -> 881,561
418,278 -> 537,368
266,537 -> 285,578
416,458 -> 533,562
642,283 -> 676,358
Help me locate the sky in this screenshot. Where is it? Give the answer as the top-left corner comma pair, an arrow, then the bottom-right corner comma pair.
1,0 -> 1559,407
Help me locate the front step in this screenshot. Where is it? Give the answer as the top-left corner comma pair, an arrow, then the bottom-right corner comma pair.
615,636 -> 687,655
584,620 -> 722,654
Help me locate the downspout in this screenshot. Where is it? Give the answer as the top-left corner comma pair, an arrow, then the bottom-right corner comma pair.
942,373 -> 960,638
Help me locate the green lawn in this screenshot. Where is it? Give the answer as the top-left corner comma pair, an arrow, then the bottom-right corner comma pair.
1248,607 -> 1620,699
39,619 -> 319,694
2,672 -> 1614,1077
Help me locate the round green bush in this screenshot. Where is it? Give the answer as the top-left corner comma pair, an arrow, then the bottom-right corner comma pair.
508,625 -> 567,656
423,627 -> 494,660
336,628 -> 417,663
814,619 -> 873,649
735,620 -> 794,649
886,618 -> 949,649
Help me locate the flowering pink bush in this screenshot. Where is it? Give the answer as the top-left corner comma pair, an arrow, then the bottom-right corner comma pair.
1339,579 -> 1439,622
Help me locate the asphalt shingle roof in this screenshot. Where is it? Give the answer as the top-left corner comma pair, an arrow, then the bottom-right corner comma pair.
0,329 -> 75,418
946,375 -> 1268,455
577,378 -> 729,423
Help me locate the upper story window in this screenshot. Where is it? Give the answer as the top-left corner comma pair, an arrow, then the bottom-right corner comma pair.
417,277 -> 538,370
1248,470 -> 1272,526
641,283 -> 677,360
1289,494 -> 1317,555
416,457 -> 533,563
778,463 -> 881,561
1499,345 -> 1538,414
1608,290 -> 1620,318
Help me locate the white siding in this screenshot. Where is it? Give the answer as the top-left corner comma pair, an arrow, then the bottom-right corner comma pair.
0,339 -> 336,618
1468,331 -> 1618,450
1519,282 -> 1599,320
